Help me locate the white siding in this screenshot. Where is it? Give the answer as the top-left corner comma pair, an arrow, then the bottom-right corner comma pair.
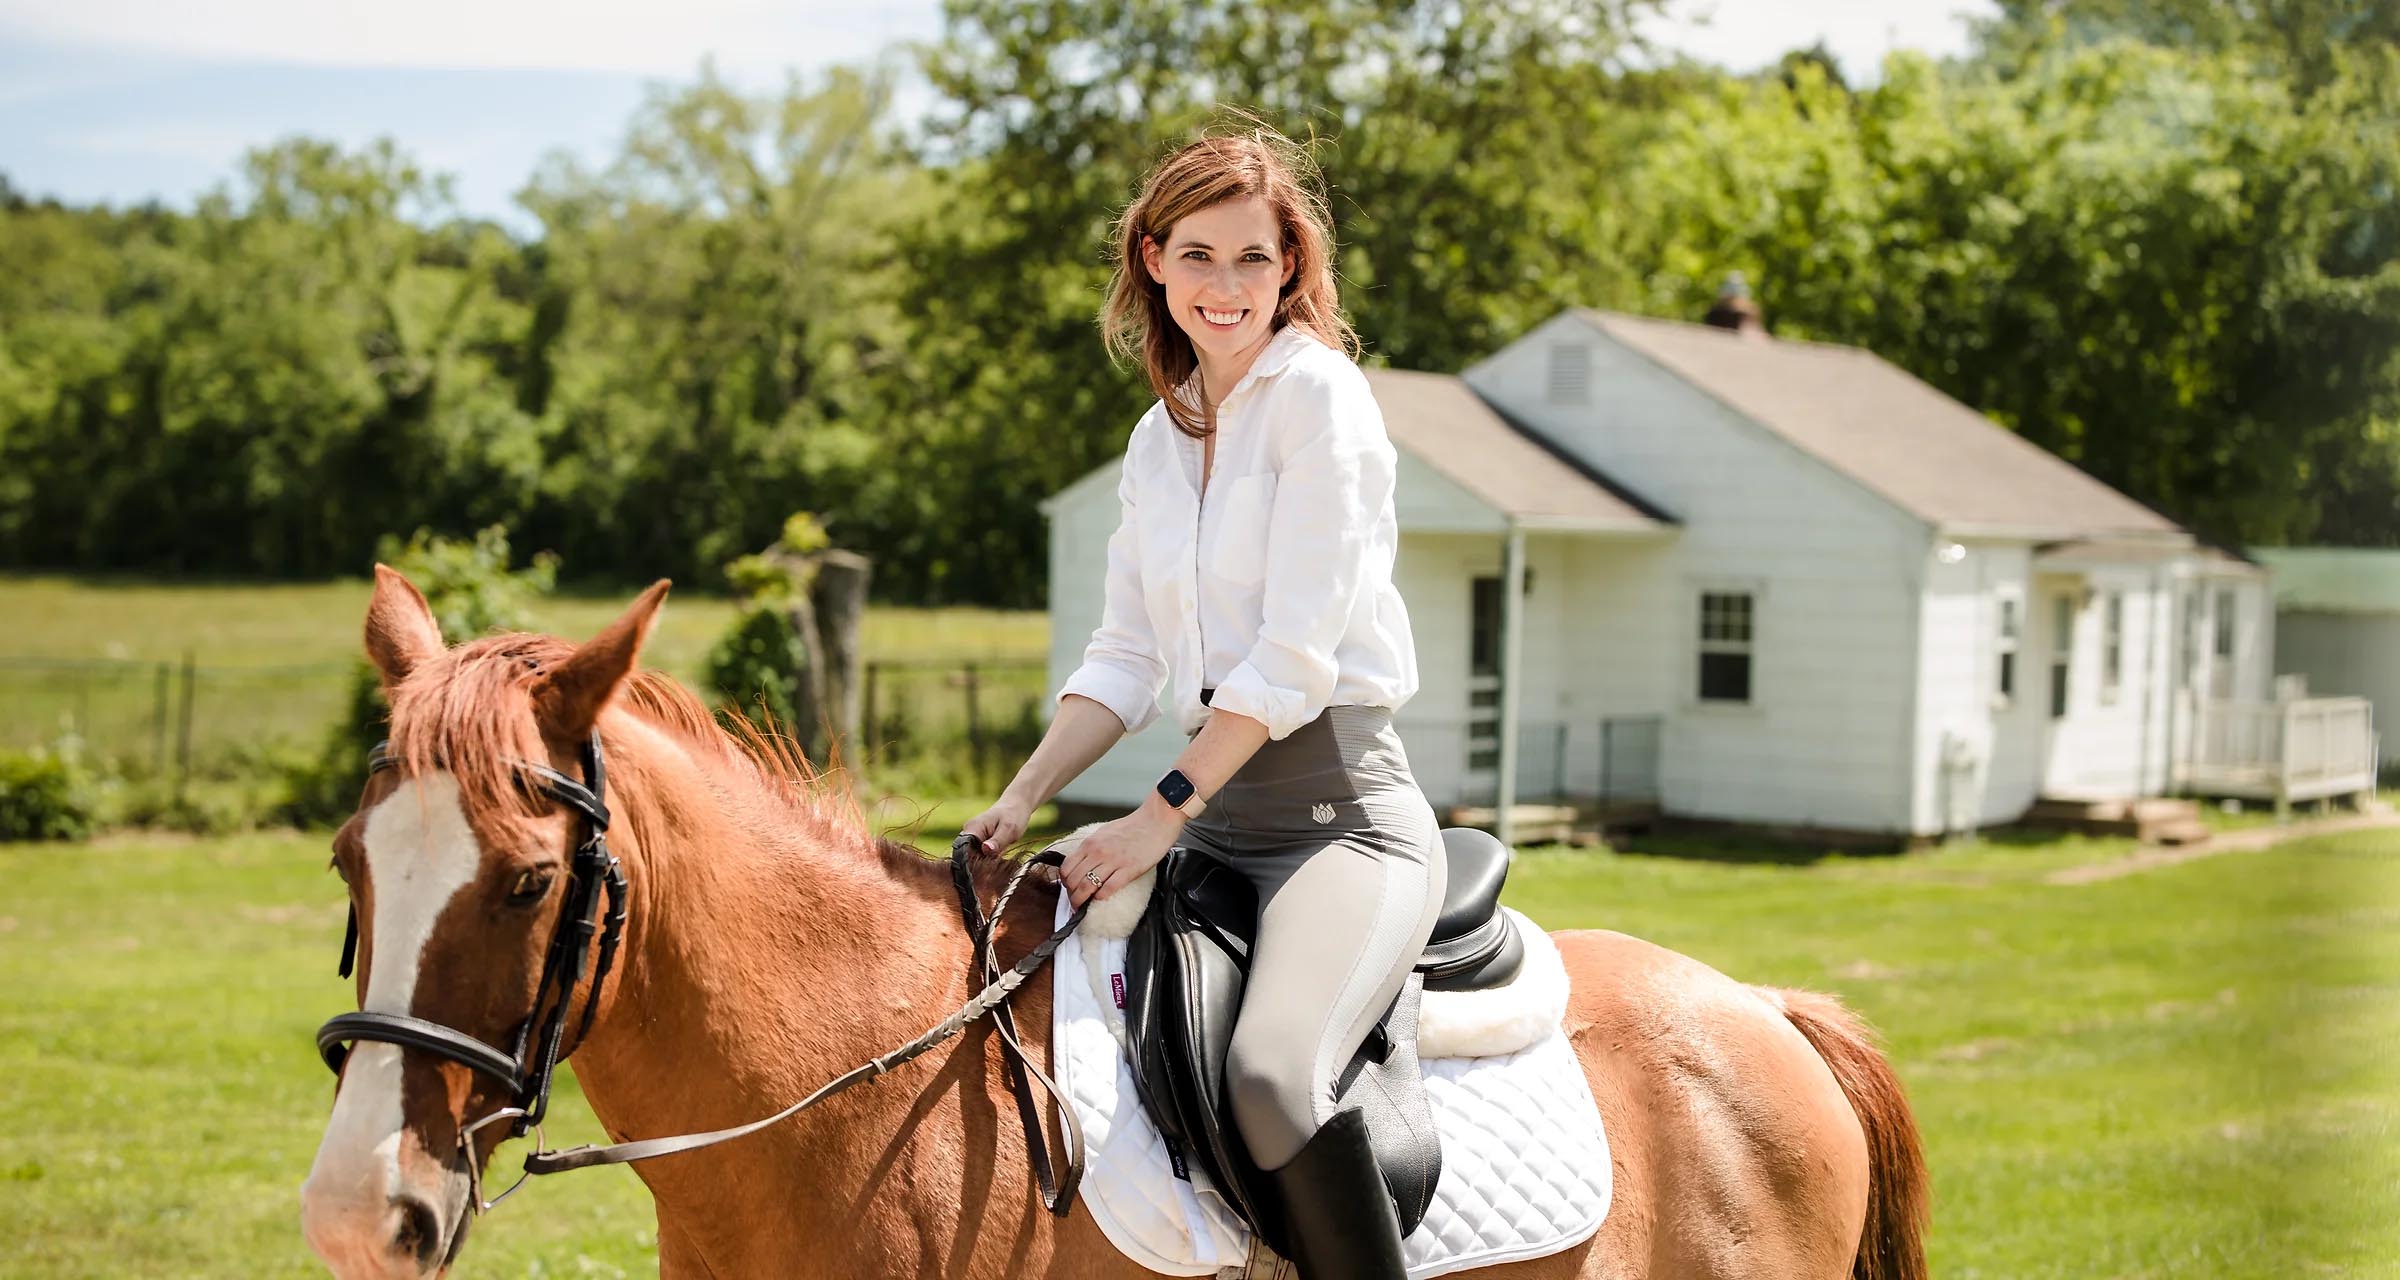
1467,314 -> 1930,834
1914,542 -> 2043,831
2277,611 -> 2400,769
2031,566 -> 2206,801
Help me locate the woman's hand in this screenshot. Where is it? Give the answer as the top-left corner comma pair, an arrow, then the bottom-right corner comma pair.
962,795 -> 1033,856
1059,803 -> 1182,908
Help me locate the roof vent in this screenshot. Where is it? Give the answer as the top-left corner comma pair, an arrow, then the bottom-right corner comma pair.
1547,342 -> 1590,404
1703,271 -> 1766,338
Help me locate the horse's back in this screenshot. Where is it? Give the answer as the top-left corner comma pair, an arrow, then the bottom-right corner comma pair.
1537,928 -> 1873,1280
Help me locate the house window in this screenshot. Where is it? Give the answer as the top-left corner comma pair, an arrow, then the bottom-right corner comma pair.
2177,588 -> 2199,690
2049,593 -> 2074,719
2211,587 -> 2236,698
1470,576 -> 1502,677
2100,591 -> 2123,702
1697,591 -> 1753,703
1995,594 -> 2021,705
1547,343 -> 1590,405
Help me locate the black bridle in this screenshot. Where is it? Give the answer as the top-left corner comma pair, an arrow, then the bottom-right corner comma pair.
316,733 -> 629,1156
314,732 -> 1085,1217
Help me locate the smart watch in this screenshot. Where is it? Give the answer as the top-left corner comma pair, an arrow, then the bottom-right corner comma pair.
1155,768 -> 1206,820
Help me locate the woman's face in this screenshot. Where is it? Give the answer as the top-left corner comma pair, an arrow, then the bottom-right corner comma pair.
1142,195 -> 1296,378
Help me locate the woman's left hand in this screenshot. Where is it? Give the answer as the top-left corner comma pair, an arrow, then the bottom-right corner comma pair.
1060,805 -> 1181,907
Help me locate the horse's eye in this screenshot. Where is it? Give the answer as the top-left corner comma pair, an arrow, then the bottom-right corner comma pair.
506,869 -> 553,905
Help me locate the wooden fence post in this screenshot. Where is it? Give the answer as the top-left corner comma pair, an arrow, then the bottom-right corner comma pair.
152,662 -> 170,773
175,651 -> 197,802
962,663 -> 982,769
862,661 -> 880,755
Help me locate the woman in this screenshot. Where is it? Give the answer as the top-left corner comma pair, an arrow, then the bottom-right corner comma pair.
964,125 -> 1442,1280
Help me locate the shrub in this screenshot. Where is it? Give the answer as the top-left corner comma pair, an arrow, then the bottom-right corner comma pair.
705,605 -> 809,738
0,747 -> 98,842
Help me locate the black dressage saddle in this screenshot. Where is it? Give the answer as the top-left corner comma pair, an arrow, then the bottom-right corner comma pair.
1119,827 -> 1522,1257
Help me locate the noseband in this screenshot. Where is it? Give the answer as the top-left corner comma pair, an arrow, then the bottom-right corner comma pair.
315,733 -> 629,1157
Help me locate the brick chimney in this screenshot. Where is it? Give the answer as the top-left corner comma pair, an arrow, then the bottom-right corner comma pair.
1702,271 -> 1766,338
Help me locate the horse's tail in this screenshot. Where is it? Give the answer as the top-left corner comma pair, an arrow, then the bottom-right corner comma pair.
1762,986 -> 1929,1280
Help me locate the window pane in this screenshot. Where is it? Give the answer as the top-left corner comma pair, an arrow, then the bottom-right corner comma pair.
1470,577 -> 1501,676
2103,592 -> 2122,687
1701,591 -> 1753,643
2050,660 -> 2069,718
1699,651 -> 1751,702
2000,651 -> 2016,699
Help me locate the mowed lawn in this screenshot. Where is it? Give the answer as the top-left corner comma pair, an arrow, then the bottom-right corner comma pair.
3,822 -> 2394,1278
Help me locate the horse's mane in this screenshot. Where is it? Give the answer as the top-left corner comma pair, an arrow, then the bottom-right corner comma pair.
384,630 -> 1023,892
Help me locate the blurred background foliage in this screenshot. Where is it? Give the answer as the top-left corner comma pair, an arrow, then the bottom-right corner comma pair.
0,0 -> 2394,606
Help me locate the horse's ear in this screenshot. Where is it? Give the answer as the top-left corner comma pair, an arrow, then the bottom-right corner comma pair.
533,579 -> 671,741
365,564 -> 445,689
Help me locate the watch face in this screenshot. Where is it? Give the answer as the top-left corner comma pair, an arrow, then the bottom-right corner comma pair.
1157,770 -> 1196,807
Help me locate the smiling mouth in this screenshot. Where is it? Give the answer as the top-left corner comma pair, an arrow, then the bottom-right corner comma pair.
1196,306 -> 1246,330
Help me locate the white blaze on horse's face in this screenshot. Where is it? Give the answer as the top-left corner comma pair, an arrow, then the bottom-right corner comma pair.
302,774 -> 481,1278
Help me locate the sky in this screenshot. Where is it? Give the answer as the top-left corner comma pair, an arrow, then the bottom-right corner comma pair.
0,0 -> 1997,228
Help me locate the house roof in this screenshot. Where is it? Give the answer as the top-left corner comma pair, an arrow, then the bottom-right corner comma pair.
1578,310 -> 2186,541
2251,547 -> 2400,613
1364,367 -> 1669,533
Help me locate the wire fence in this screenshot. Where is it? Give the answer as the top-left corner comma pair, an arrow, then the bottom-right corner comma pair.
0,654 -> 1053,790
858,658 -> 1048,782
0,655 -> 356,780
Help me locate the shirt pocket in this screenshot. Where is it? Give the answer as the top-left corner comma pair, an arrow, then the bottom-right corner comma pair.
1202,473 -> 1277,587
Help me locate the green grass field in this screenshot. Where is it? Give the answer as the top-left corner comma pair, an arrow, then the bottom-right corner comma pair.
0,575 -> 1049,780
3,823 -> 2394,1278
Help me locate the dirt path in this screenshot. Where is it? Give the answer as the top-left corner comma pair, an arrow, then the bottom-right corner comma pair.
2046,805 -> 2400,885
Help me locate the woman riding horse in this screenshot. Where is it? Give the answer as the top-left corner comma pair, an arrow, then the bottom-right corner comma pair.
966,125 -> 1444,1279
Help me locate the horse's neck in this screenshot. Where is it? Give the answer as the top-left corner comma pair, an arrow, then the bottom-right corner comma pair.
566,747 -> 987,1267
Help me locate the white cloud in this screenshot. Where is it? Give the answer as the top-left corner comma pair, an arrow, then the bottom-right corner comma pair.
1639,0 -> 1997,79
0,0 -> 939,78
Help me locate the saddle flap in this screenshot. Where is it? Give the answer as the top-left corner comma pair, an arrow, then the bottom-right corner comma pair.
1121,848 -> 1445,1256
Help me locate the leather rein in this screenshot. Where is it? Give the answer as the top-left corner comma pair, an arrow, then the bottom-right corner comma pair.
314,734 -> 1087,1215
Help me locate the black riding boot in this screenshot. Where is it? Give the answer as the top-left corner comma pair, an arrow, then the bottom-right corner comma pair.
1266,1106 -> 1409,1280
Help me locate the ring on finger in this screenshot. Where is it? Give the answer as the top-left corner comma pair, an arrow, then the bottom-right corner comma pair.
1081,868 -> 1104,887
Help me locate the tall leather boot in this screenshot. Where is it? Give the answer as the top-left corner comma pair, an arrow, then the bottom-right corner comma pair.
1265,1106 -> 1408,1280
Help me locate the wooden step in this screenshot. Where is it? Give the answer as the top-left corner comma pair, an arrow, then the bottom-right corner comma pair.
2144,818 -> 2213,847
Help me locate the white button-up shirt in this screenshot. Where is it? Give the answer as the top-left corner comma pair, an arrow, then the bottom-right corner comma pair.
1059,324 -> 1419,740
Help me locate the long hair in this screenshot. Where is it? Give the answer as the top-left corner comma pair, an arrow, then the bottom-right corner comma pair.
1100,117 -> 1356,439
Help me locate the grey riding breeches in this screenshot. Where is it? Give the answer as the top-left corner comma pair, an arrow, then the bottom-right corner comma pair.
1176,705 -> 1445,1171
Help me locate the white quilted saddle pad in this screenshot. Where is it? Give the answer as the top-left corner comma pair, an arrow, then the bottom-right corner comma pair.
1050,890 -> 1611,1278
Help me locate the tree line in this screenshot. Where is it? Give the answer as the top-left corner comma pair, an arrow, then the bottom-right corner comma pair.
2,0 -> 2394,606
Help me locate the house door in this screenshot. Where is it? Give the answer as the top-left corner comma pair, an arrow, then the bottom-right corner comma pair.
1465,575 -> 1503,804
2038,581 -> 2088,795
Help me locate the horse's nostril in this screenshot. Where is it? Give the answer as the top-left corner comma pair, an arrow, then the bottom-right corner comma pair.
390,1192 -> 442,1267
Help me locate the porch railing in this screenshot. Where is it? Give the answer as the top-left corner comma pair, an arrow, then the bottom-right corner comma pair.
2181,693 -> 2377,809
1398,713 -> 1663,810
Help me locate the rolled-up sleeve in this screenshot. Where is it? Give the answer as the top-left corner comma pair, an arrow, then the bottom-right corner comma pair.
1058,451 -> 1167,734
1207,370 -> 1394,740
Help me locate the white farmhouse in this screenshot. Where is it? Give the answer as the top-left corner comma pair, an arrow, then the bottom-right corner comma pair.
1043,307 -> 2353,844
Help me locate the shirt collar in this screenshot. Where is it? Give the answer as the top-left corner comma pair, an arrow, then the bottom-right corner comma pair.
1174,324 -> 1319,412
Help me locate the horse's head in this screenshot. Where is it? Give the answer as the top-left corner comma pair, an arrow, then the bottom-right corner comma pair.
300,566 -> 666,1278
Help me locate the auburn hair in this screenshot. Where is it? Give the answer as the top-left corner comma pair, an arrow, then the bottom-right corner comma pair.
1101,119 -> 1357,439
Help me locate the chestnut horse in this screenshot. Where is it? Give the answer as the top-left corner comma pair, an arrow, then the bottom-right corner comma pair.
300,570 -> 1927,1279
